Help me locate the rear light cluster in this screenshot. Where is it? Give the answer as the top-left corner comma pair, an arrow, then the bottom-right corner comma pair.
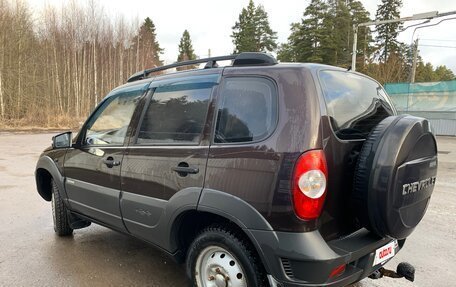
292,150 -> 328,220
329,264 -> 346,278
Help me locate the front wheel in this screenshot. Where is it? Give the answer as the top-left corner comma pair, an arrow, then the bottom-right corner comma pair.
186,225 -> 267,287
51,179 -> 73,236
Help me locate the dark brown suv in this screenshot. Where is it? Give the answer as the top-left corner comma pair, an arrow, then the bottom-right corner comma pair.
35,53 -> 438,287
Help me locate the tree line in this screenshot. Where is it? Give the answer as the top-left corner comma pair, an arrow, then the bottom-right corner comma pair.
0,0 -> 454,128
232,0 -> 454,84
0,0 -> 166,127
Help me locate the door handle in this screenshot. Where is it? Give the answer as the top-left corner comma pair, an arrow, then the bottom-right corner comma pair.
103,156 -> 121,168
172,166 -> 199,174
172,163 -> 199,176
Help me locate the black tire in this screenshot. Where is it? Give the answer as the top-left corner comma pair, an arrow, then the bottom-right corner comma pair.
186,225 -> 267,287
51,179 -> 73,236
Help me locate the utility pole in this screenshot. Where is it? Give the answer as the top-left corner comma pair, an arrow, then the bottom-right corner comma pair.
410,38 -> 419,83
351,25 -> 358,71
351,10 -> 456,71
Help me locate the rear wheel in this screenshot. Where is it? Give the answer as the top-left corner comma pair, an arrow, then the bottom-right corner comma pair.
186,225 -> 266,287
51,179 -> 73,236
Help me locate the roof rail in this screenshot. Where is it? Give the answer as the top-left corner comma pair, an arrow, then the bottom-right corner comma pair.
126,52 -> 277,83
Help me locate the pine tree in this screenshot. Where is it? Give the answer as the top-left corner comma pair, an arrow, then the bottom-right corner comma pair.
415,62 -> 435,82
231,0 -> 277,53
254,4 -> 277,52
322,0 -> 352,66
277,23 -> 301,62
278,0 -> 328,63
375,0 -> 403,61
177,30 -> 197,70
278,0 -> 372,68
415,62 -> 456,82
277,42 -> 297,62
434,65 -> 455,81
134,17 -> 163,69
399,42 -> 414,81
232,0 -> 256,52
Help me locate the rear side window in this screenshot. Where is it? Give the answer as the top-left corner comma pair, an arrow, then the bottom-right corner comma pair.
319,70 -> 394,140
137,81 -> 214,144
215,77 -> 277,143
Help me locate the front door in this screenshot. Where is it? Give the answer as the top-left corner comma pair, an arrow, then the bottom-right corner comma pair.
64,88 -> 144,230
120,73 -> 219,247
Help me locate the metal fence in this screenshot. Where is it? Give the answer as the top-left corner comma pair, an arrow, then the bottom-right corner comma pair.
384,80 -> 456,136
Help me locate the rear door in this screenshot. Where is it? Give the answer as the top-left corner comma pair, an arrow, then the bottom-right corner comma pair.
120,73 -> 219,246
316,70 -> 396,240
64,87 -> 145,230
203,75 -> 281,226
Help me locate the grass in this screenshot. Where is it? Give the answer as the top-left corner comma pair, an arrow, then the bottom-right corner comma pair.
0,114 -> 84,132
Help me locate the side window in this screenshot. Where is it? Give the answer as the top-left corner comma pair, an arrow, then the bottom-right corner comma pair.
84,90 -> 142,145
215,77 -> 277,143
319,70 -> 394,140
137,81 -> 213,144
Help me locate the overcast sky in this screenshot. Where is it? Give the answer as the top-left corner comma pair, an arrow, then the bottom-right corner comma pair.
28,0 -> 456,71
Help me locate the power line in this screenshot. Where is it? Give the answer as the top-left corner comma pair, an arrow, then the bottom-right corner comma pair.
420,38 -> 456,42
351,10 -> 456,71
420,44 -> 456,48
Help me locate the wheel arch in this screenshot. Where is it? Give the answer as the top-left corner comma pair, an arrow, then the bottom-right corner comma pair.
35,168 -> 53,201
168,189 -> 274,274
35,156 -> 67,202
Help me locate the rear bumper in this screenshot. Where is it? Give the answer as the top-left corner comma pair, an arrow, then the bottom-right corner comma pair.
247,228 -> 404,287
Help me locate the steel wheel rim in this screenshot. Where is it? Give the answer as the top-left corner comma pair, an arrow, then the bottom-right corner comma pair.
195,245 -> 247,287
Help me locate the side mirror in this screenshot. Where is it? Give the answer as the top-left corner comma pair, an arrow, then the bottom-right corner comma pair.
52,132 -> 73,149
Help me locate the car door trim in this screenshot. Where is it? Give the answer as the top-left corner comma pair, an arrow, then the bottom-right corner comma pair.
65,177 -> 124,229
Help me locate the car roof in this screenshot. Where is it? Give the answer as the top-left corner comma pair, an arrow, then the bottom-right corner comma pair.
105,62 -> 371,101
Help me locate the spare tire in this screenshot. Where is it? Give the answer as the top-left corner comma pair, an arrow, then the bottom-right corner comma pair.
353,115 -> 438,239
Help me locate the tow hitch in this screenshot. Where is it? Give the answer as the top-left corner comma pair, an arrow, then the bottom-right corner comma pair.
369,262 -> 415,282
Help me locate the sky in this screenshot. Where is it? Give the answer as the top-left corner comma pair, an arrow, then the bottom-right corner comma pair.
27,0 -> 456,72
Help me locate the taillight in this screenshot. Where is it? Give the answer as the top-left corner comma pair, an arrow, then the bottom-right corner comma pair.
292,150 -> 328,220
329,264 -> 346,278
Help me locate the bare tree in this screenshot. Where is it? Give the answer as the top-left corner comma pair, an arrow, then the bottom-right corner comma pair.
0,0 -> 163,128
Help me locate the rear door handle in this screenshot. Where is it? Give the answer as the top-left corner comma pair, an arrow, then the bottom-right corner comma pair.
103,156 -> 121,168
172,166 -> 199,175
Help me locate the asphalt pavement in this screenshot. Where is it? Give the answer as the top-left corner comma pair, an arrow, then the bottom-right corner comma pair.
0,132 -> 454,287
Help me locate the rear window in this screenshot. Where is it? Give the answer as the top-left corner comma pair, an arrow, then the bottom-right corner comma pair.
319,70 -> 395,140
137,81 -> 213,144
215,77 -> 277,143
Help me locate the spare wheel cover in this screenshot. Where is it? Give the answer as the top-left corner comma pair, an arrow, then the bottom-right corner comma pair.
353,115 -> 438,239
